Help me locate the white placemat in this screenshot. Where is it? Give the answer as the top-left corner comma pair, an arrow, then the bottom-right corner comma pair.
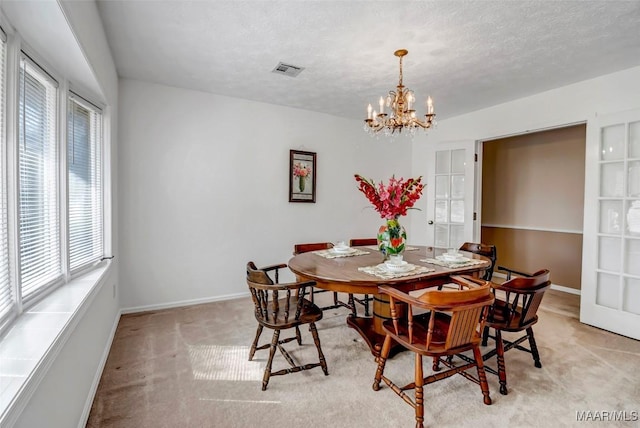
420,258 -> 485,268
314,248 -> 370,259
358,264 -> 435,279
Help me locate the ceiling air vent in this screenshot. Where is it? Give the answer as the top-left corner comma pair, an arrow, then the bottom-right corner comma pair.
272,62 -> 305,77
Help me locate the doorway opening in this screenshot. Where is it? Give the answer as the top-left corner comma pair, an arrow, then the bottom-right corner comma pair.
478,124 -> 586,309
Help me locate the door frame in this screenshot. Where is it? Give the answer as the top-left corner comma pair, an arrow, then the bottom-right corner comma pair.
475,121 -> 587,289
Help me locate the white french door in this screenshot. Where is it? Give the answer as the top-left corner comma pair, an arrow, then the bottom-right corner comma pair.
425,141 -> 477,249
581,109 -> 640,340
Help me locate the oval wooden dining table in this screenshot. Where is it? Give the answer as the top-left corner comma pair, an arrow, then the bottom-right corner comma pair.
288,246 -> 491,357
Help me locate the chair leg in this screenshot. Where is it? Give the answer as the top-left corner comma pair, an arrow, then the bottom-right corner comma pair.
249,325 -> 263,361
527,327 -> 542,368
295,326 -> 302,345
495,330 -> 508,395
373,335 -> 392,391
472,345 -> 492,405
309,322 -> 328,375
363,294 -> 370,317
432,356 -> 441,371
481,325 -> 490,346
348,293 -> 356,317
414,353 -> 425,428
262,329 -> 280,391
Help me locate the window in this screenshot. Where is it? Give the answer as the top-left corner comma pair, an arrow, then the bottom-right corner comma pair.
67,94 -> 103,271
0,30 -> 10,326
18,55 -> 61,299
0,23 -> 107,338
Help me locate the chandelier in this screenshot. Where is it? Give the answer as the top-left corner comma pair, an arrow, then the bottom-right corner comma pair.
364,49 -> 436,137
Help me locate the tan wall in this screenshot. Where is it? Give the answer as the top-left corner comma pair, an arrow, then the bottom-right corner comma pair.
481,124 -> 586,290
481,226 -> 583,290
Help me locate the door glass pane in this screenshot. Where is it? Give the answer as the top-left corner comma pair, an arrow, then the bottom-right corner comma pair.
450,225 -> 464,248
451,149 -> 465,173
600,162 -> 624,197
623,278 -> 640,315
600,200 -> 622,234
625,239 -> 640,276
630,121 -> 640,158
596,273 -> 619,309
628,200 -> 640,235
435,200 -> 448,222
435,224 -> 448,247
628,161 -> 640,197
435,151 -> 450,174
601,124 -> 625,161
451,201 -> 464,223
451,175 -> 464,199
598,237 -> 621,272
435,175 -> 448,198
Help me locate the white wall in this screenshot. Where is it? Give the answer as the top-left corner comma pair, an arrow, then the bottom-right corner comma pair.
118,79 -> 413,310
409,65 -> 640,244
11,1 -> 120,427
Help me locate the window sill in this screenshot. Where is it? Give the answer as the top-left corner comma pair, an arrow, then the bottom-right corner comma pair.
0,261 -> 113,425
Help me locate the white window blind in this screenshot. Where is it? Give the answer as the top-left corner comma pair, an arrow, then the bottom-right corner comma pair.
0,30 -> 11,323
68,94 -> 103,271
18,55 -> 61,298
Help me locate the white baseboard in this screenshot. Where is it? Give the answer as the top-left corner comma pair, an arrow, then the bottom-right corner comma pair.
550,284 -> 581,295
492,272 -> 581,296
121,291 -> 251,314
77,310 -> 122,428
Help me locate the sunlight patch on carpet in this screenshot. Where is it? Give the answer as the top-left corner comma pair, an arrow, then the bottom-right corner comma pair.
187,345 -> 264,381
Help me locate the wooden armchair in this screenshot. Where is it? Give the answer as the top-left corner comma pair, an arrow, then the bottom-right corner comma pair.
459,242 -> 497,281
246,262 -> 329,390
481,267 -> 551,395
372,276 -> 494,428
349,238 -> 378,247
293,242 -> 357,316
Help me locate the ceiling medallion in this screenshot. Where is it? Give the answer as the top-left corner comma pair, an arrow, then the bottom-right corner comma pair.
364,49 -> 436,137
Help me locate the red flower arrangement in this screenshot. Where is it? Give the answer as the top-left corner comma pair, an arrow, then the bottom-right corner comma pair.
354,174 -> 424,220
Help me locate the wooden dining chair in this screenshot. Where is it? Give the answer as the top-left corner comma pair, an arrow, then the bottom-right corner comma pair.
349,238 -> 378,248
459,242 -> 497,281
246,261 -> 328,390
293,242 -> 357,316
480,267 -> 551,395
348,238 -> 379,317
372,276 -> 494,428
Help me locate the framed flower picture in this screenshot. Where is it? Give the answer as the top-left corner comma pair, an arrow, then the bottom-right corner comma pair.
289,150 -> 316,203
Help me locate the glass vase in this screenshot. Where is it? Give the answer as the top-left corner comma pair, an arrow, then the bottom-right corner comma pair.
377,217 -> 407,258
299,176 -> 305,192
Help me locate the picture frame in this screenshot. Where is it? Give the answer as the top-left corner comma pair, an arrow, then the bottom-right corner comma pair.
289,149 -> 316,203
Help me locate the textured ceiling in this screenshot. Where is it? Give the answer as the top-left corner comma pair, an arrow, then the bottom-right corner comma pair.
96,0 -> 640,121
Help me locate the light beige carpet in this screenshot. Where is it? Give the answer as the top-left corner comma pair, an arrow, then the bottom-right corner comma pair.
87,292 -> 640,427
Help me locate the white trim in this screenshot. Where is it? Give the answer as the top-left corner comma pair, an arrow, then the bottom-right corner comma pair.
482,223 -> 583,235
550,283 -> 581,296
120,291 -> 251,315
479,120 -> 587,143
492,271 -> 581,295
0,262 -> 112,427
77,308 -> 121,428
